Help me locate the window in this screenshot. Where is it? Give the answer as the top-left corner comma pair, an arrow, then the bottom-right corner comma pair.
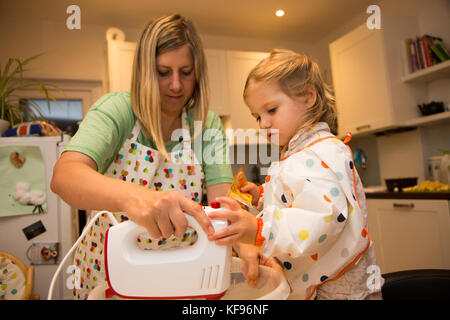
22,99 -> 83,136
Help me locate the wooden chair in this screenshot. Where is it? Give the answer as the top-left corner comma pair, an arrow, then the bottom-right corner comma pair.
0,251 -> 40,300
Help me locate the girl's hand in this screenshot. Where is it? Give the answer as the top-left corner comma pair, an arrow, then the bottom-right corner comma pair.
123,186 -> 214,240
234,243 -> 285,287
240,182 -> 260,206
207,196 -> 258,245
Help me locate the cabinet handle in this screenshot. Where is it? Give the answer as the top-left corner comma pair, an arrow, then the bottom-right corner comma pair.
356,124 -> 371,132
393,203 -> 415,209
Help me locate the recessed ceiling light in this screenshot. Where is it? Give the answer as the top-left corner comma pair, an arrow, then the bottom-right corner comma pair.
276,9 -> 285,17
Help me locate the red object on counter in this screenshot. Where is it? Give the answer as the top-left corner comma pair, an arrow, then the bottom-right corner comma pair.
210,201 -> 220,209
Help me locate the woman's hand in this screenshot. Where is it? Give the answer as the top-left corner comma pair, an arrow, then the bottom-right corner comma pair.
51,152 -> 214,241
234,243 -> 284,287
207,196 -> 258,245
240,182 -> 260,206
123,186 -> 214,240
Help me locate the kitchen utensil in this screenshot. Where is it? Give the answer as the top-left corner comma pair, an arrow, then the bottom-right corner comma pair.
439,152 -> 449,184
221,257 -> 290,300
385,177 -> 418,192
428,156 -> 442,181
48,206 -> 231,300
104,205 -> 231,300
88,257 -> 290,300
417,101 -> 444,116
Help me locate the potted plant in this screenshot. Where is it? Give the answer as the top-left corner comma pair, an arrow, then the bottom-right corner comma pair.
0,53 -> 63,135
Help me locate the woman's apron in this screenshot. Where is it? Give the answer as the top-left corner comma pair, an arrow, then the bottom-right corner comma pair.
72,110 -> 204,299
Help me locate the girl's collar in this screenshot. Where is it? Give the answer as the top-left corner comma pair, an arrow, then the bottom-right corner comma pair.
282,122 -> 331,158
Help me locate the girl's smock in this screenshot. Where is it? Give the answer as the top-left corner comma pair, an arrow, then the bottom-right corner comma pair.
257,122 -> 382,300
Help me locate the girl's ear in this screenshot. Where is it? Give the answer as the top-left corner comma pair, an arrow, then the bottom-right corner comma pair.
304,84 -> 317,108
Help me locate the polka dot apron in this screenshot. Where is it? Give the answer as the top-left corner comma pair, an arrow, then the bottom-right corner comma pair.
72,109 -> 204,300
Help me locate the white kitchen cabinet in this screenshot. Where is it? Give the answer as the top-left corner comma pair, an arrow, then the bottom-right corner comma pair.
367,198 -> 450,274
226,50 -> 269,131
329,16 -> 427,138
204,49 -> 230,116
107,39 -> 136,93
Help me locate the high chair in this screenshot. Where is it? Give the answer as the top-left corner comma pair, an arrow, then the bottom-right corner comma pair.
0,251 -> 40,300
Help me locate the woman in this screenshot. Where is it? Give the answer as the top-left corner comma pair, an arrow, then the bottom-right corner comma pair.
50,14 -> 233,299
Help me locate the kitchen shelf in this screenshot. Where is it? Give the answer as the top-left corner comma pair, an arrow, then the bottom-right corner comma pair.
403,111 -> 450,127
401,60 -> 450,83
340,111 -> 450,140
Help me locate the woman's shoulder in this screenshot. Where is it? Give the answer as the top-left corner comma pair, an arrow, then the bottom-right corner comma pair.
89,91 -> 135,121
205,109 -> 222,128
91,91 -> 131,110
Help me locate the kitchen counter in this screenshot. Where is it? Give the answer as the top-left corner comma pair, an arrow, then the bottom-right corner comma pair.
365,191 -> 450,200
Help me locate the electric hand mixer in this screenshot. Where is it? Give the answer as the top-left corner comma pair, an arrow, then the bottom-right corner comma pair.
48,205 -> 232,300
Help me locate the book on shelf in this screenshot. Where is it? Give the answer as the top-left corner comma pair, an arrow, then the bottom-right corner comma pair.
403,34 -> 449,75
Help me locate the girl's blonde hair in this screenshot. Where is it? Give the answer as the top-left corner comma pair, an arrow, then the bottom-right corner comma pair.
131,14 -> 208,160
244,49 -> 337,145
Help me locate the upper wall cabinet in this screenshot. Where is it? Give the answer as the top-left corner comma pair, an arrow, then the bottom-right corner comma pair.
225,51 -> 269,131
107,39 -> 136,94
204,49 -> 230,116
329,16 -> 429,138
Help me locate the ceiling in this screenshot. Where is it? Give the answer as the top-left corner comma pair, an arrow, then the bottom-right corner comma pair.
2,0 -> 378,44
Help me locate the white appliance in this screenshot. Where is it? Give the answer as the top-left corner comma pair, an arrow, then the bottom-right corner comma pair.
104,211 -> 231,300
0,135 -> 76,299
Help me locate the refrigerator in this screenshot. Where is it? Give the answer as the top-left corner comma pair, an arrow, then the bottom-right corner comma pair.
0,134 -> 77,300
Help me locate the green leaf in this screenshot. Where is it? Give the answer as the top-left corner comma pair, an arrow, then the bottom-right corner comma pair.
0,53 -> 64,125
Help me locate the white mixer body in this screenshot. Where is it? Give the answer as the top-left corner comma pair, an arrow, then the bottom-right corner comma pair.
104,206 -> 232,299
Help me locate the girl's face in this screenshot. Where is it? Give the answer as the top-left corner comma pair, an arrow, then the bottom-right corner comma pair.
156,44 -> 196,114
245,82 -> 313,147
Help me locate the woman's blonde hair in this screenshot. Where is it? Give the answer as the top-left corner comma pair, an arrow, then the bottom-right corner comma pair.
244,49 -> 337,148
131,14 -> 208,160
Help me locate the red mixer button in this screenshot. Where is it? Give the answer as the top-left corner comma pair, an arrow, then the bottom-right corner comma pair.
210,201 -> 220,209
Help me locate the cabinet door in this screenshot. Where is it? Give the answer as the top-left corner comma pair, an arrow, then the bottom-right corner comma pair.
226,51 -> 269,131
204,49 -> 230,116
367,199 -> 450,274
330,24 -> 392,137
107,40 -> 136,92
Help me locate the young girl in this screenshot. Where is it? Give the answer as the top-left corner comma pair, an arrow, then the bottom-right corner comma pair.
208,49 -> 383,300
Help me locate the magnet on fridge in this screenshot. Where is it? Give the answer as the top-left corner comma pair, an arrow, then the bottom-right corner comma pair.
26,242 -> 59,265
22,220 -> 46,240
9,151 -> 26,168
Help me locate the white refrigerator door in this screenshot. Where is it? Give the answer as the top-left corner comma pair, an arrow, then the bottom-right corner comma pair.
0,135 -> 75,299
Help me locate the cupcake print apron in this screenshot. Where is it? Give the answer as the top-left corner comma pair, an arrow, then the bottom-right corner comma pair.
72,109 -> 204,299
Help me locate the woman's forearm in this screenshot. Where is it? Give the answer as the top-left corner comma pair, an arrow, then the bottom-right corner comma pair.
50,155 -> 138,212
50,152 -> 214,239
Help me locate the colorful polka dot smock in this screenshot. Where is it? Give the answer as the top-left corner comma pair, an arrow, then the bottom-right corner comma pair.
255,122 -> 373,300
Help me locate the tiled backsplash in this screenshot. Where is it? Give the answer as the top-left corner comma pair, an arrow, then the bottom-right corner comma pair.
229,144 -> 276,184
349,122 -> 450,187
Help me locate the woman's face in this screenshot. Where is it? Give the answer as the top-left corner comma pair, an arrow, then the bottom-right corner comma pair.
156,44 -> 196,114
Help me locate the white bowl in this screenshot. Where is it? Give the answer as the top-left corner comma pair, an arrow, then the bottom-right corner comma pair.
87,257 -> 290,300
221,257 -> 290,300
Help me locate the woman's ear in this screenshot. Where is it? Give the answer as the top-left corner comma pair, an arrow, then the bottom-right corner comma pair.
304,84 -> 317,108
